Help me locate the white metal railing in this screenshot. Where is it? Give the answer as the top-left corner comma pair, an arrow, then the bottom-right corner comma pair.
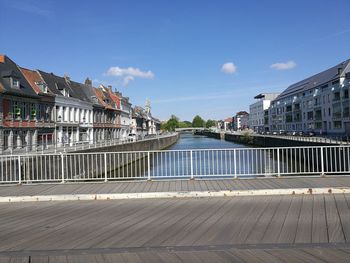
1,133 -> 169,155
1,145 -> 350,184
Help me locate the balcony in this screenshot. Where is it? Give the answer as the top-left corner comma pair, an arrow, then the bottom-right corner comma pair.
315,114 -> 322,121
333,112 -> 342,119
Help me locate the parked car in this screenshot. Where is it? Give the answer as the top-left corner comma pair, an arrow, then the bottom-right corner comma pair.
306,131 -> 315,137
128,133 -> 137,142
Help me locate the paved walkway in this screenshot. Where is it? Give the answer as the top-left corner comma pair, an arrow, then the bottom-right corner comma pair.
1,176 -> 350,200
1,194 -> 350,262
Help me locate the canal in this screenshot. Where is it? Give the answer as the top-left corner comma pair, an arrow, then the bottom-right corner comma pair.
144,133 -> 274,179
168,132 -> 246,150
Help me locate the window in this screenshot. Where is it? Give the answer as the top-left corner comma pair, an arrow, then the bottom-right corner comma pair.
35,82 -> 48,93
333,92 -> 340,101
307,111 -> 314,120
344,89 -> 349,99
11,78 -> 20,89
315,122 -> 322,129
334,121 -> 342,129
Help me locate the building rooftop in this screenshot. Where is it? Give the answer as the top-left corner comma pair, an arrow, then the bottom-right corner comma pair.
254,93 -> 280,100
0,55 -> 39,98
277,59 -> 350,100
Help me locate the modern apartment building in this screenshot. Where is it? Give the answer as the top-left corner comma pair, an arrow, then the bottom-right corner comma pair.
269,59 -> 350,135
249,93 -> 280,132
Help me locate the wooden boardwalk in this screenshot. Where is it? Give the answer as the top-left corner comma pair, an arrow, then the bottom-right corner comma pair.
1,194 -> 350,262
1,176 -> 350,197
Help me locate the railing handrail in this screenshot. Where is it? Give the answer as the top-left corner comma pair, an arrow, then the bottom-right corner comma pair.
0,133 -> 177,157
2,144 -> 350,158
1,143 -> 350,185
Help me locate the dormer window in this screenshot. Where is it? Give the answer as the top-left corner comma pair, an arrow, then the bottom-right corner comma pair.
35,82 -> 48,93
61,88 -> 70,97
11,78 -> 20,89
91,96 -> 98,103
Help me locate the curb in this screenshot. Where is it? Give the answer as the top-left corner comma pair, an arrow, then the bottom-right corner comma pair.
1,187 -> 350,202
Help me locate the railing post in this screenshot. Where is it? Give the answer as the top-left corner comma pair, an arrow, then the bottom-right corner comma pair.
234,149 -> 237,179
190,150 -> 194,180
320,146 -> 325,176
18,156 -> 21,184
277,148 -> 280,177
61,153 -> 65,183
104,153 -> 108,182
147,151 -> 151,180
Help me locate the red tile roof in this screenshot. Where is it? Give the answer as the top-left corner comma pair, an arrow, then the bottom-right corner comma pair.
93,88 -> 114,110
107,89 -> 121,109
19,67 -> 45,94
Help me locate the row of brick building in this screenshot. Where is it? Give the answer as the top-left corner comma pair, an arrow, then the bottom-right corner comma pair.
0,55 -> 160,153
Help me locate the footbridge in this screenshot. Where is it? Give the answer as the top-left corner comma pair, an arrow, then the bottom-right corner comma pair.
1,145 -> 350,261
175,127 -> 206,132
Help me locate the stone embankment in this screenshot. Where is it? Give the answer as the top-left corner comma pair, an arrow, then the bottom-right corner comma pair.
196,130 -> 339,147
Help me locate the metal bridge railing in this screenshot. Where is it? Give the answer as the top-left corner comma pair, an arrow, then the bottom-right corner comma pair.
1,145 -> 350,184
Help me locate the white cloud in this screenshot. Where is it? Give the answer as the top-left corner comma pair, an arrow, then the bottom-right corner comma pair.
270,60 -> 296,70
221,62 -> 237,74
106,66 -> 154,86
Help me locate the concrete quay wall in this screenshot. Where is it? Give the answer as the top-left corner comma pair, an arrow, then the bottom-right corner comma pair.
75,133 -> 179,153
224,133 -> 336,147
195,130 -> 336,147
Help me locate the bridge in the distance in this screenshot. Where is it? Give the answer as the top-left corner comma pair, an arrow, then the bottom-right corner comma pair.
175,127 -> 206,132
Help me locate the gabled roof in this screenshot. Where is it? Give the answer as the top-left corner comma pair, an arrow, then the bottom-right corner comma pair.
93,87 -> 114,110
78,81 -> 104,108
236,111 -> 249,116
38,70 -> 78,98
0,55 -> 39,98
19,67 -> 54,97
67,80 -> 94,103
106,89 -> 121,110
277,59 -> 350,100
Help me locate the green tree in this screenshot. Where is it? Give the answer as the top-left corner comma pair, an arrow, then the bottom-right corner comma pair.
178,121 -> 192,128
206,119 -> 217,128
192,115 -> 205,127
161,115 -> 180,131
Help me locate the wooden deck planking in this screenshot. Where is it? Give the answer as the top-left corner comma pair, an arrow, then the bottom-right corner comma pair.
311,195 -> 328,243
277,195 -> 302,243
66,200 -> 171,249
0,195 -> 350,261
260,195 -> 292,244
6,201 -> 123,251
294,196 -> 313,243
1,176 -> 350,198
230,196 -> 272,245
324,195 -> 346,243
302,248 -> 350,263
244,196 -> 282,244
334,194 -> 350,242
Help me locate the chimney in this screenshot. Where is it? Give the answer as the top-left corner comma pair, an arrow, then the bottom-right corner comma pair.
0,55 -> 5,63
64,74 -> 70,83
338,67 -> 342,75
108,85 -> 113,92
85,78 -> 92,87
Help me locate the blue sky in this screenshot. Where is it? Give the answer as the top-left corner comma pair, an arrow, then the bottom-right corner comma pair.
1,0 -> 350,121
